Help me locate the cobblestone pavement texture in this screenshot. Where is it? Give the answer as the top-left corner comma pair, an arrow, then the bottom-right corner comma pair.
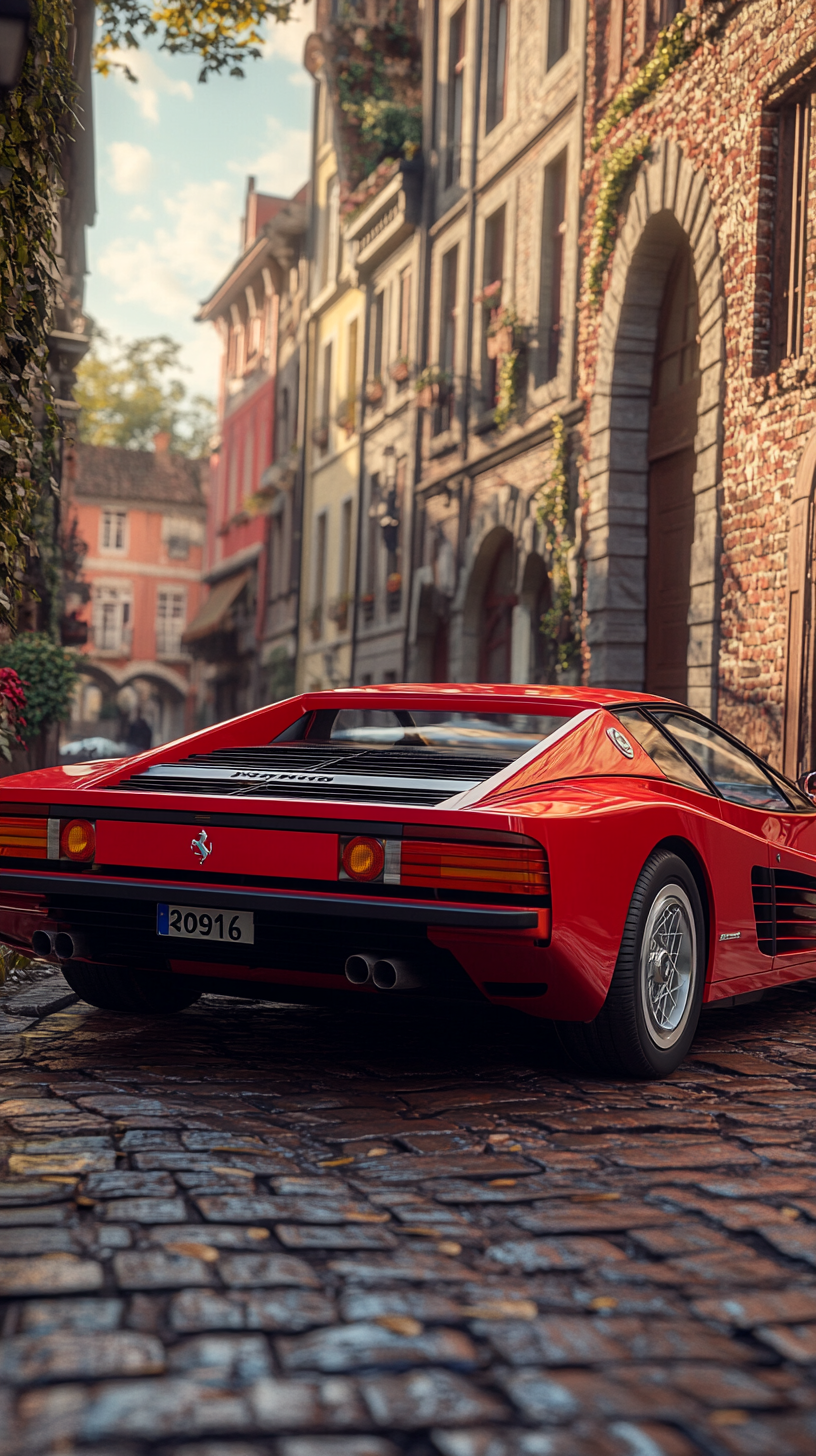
2,968 -> 816,1454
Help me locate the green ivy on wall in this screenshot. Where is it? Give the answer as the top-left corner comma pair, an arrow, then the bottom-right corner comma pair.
536,414 -> 581,673
592,11 -> 694,152
0,0 -> 76,632
333,13 -> 422,180
587,134 -> 651,304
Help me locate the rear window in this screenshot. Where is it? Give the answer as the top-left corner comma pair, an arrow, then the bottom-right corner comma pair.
275,709 -> 576,761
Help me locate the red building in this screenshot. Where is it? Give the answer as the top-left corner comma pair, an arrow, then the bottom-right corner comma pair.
188,178 -> 308,721
62,436 -> 207,747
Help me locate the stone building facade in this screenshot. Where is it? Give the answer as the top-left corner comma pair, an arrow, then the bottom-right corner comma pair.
406,0 -> 587,688
578,0 -> 816,773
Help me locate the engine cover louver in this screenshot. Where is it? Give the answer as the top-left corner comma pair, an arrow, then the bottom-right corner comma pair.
751,865 -> 816,956
115,744 -> 513,807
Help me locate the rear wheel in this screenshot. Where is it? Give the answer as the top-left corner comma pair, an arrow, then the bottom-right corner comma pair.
60,962 -> 202,1014
557,849 -> 705,1078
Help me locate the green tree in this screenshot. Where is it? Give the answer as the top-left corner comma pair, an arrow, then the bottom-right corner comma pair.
0,633 -> 78,745
0,0 -> 298,634
75,331 -> 215,457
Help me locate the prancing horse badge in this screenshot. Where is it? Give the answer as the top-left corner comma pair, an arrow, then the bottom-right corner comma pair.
191,829 -> 212,864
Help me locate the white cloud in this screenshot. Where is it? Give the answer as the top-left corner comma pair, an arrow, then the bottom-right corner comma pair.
261,0 -> 315,67
98,178 -> 239,328
108,141 -> 152,195
128,204 -> 152,221
232,117 -> 311,198
106,47 -> 194,123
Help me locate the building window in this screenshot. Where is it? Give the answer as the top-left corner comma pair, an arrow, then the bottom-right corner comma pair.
167,535 -> 190,560
606,0 -> 624,91
242,424 -> 255,505
339,497 -> 353,614
319,340 -> 333,453
95,586 -> 131,653
312,510 -> 327,638
156,589 -> 186,656
483,205 -> 506,405
101,510 -> 127,553
486,0 -> 508,133
370,291 -> 384,385
446,6 -> 467,189
366,473 -> 380,602
546,0 -> 570,69
319,174 -> 339,290
437,244 -> 459,433
771,91 -> 812,369
396,268 -> 411,382
658,0 -> 684,25
538,152 -> 567,383
346,318 -> 358,432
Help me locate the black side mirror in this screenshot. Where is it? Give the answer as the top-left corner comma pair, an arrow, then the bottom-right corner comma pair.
797,771 -> 816,801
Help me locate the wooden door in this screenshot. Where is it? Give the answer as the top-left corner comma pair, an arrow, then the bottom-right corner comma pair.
645,240 -> 700,702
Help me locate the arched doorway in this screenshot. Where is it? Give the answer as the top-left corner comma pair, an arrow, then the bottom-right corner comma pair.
645,235 -> 701,701
479,534 -> 515,681
584,139 -> 724,716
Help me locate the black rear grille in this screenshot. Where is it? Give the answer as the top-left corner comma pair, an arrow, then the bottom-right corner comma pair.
751,865 -> 816,956
42,891 -> 474,993
114,744 -> 512,806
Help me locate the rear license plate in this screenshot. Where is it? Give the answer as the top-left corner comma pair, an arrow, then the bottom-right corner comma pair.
157,904 -> 254,945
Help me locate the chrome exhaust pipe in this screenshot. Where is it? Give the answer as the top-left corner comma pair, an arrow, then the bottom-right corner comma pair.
53,931 -> 89,962
371,958 -> 423,991
345,953 -> 377,985
31,929 -> 56,957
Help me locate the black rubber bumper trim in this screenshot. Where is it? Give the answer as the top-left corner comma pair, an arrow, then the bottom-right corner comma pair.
0,871 -> 539,929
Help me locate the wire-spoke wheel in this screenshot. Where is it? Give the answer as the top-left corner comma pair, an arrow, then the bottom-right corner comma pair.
556,849 -> 706,1079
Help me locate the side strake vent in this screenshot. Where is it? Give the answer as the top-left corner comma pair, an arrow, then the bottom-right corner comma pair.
115,744 -> 514,807
751,865 -> 816,956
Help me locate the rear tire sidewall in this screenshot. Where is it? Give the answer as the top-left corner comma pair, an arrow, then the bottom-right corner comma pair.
627,853 -> 705,1077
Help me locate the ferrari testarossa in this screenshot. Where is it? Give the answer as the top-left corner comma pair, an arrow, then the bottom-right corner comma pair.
0,683 -> 814,1078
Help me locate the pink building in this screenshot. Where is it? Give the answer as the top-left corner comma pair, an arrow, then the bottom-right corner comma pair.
62,435 -> 207,747
188,178 -> 307,722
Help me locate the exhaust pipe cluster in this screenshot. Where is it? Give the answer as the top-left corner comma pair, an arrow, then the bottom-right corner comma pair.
344,953 -> 424,991
31,930 -> 88,962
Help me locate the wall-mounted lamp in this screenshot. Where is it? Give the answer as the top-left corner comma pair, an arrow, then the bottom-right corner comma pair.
0,0 -> 30,94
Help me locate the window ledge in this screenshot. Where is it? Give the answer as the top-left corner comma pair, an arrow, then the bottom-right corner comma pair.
428,430 -> 458,458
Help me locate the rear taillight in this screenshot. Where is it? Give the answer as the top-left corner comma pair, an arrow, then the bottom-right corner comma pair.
342,836 -> 386,881
60,819 -> 96,862
0,817 -> 48,859
401,841 -> 549,896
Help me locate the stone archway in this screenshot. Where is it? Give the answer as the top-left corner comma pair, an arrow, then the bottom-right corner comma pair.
459,525 -> 516,682
585,138 -> 725,715
783,428 -> 816,777
512,552 -> 551,683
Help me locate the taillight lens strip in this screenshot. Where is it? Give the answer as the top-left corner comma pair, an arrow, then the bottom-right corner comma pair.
401,840 -> 549,896
0,815 -> 95,862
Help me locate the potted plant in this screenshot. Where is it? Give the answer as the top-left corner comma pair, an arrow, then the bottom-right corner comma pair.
414,366 -> 452,409
366,376 -> 384,405
307,603 -> 323,640
336,398 -> 356,436
328,595 -> 351,631
312,420 -> 329,451
486,305 -> 523,360
473,279 -> 502,307
390,355 -> 410,385
360,591 -> 375,623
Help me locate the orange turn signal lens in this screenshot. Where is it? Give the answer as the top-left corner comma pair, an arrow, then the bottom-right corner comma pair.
60,819 -> 95,862
342,836 -> 385,882
0,817 -> 47,859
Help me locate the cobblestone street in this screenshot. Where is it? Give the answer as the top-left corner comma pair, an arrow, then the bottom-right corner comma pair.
2,973 -> 816,1455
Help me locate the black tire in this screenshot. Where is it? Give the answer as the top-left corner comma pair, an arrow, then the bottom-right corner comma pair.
60,962 -> 202,1014
556,849 -> 706,1079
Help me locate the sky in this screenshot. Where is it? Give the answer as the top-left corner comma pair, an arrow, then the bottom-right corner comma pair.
85,3 -> 315,401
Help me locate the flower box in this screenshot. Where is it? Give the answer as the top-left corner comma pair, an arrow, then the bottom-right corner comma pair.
390,358 -> 410,384
366,378 -> 384,405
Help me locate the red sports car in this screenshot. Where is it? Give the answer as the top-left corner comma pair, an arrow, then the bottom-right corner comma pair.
0,684 -> 813,1078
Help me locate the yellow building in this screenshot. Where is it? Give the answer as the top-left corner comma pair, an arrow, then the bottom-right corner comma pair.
297,80 -> 364,691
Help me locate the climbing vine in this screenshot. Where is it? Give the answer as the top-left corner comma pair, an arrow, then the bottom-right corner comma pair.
587,134 -> 650,303
535,414 -> 580,673
592,11 -> 694,152
493,349 -> 523,433
328,3 -> 422,187
0,0 -> 76,632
